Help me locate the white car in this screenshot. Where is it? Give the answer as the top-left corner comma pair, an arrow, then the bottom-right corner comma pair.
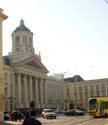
42,109 -> 56,119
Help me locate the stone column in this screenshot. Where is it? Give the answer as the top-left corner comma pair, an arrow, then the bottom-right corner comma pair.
44,79 -> 47,107
44,80 -> 48,107
24,75 -> 28,106
18,74 -> 22,104
0,8 -> 7,123
30,76 -> 33,101
35,78 -> 39,107
40,79 -> 43,108
12,73 -> 16,111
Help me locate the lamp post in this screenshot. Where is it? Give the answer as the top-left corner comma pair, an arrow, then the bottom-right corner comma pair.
8,97 -> 13,112
7,97 -> 16,112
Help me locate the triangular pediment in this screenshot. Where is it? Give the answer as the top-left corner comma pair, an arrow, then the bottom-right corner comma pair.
12,55 -> 49,73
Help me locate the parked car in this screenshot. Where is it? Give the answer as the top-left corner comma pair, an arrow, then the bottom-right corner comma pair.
42,109 -> 56,119
64,109 -> 85,116
64,109 -> 76,116
75,109 -> 85,116
54,109 -> 64,114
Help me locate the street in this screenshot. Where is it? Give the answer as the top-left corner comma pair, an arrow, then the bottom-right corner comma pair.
4,115 -> 108,125
37,115 -> 108,125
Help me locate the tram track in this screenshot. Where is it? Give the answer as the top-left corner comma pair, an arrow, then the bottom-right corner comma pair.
68,117 -> 108,125
43,116 -> 93,125
41,115 -> 108,125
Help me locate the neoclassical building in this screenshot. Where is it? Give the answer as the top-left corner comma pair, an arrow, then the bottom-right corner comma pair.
3,19 -> 64,112
64,78 -> 108,110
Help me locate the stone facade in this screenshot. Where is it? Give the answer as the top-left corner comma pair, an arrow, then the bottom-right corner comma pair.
64,78 -> 108,110
46,77 -> 64,109
3,19 -> 64,112
0,8 -> 7,122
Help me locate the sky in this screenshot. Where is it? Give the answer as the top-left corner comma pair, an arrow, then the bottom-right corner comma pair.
1,0 -> 108,80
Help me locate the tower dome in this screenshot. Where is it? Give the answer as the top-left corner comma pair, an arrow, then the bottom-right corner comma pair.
10,19 -> 35,63
13,19 -> 31,32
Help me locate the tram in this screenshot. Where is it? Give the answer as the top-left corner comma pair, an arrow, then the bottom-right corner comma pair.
87,97 -> 108,117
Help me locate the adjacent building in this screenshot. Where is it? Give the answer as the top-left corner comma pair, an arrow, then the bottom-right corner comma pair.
0,8 -> 7,122
3,19 -> 64,112
64,77 -> 108,110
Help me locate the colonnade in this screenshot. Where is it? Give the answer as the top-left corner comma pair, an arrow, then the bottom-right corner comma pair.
14,73 -> 47,109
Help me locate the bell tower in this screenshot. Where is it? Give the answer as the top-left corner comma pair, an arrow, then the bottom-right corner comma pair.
10,19 -> 35,63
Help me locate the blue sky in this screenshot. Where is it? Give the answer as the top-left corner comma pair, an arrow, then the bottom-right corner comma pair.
1,0 -> 108,80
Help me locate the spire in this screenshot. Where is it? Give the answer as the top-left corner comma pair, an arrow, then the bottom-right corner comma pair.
39,51 -> 41,61
20,19 -> 24,26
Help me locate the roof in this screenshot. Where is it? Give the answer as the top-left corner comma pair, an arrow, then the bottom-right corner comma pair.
13,19 -> 31,32
64,75 -> 84,83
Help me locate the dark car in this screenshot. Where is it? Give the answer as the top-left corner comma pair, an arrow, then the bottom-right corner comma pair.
64,109 -> 85,116
64,109 -> 76,116
74,109 -> 85,116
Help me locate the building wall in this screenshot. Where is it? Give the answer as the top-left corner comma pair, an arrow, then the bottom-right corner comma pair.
4,65 -> 64,111
0,9 -> 7,122
46,77 -> 64,109
4,65 -> 14,112
64,78 -> 108,110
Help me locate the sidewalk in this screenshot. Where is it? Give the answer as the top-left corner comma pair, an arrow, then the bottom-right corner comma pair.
4,121 -> 22,125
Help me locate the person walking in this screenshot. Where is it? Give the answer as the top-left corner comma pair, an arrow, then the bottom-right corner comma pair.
22,117 -> 42,125
22,111 -> 42,125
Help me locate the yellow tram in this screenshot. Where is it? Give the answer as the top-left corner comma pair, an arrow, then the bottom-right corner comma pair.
87,97 -> 108,117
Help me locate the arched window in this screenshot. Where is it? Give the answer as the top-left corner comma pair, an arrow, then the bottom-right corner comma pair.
29,37 -> 32,45
16,36 -> 20,42
23,36 -> 27,45
15,36 -> 20,46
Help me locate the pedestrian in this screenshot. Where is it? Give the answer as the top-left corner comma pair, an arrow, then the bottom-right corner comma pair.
22,117 -> 42,125
10,111 -> 14,121
22,111 -> 42,125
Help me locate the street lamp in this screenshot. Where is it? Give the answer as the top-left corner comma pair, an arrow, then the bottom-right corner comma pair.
7,97 -> 16,112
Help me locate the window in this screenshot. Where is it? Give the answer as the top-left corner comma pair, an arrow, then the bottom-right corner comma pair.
15,36 -> 20,42
23,36 -> 27,44
16,48 -> 20,52
101,84 -> 105,96
15,36 -> 20,46
96,85 -> 100,96
89,99 -> 96,110
29,37 -> 32,44
79,86 -> 83,100
104,102 -> 108,109
90,85 -> 94,97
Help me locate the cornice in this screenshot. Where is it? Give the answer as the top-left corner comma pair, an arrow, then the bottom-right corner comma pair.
0,8 -> 8,21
